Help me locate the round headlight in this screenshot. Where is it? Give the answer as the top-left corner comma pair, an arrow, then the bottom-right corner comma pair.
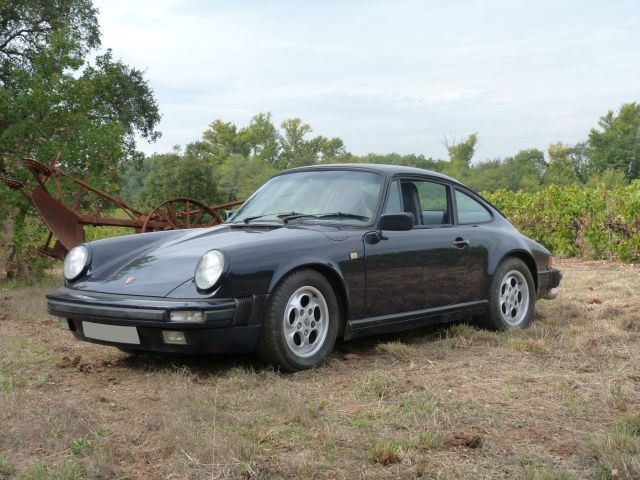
64,246 -> 89,280
194,250 -> 225,290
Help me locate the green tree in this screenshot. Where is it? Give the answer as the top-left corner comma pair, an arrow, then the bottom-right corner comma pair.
444,133 -> 477,178
0,0 -> 160,277
502,148 -> 545,191
447,147 -> 547,193
135,153 -> 219,209
218,154 -> 277,202
568,141 -> 591,182
544,142 -> 579,185
343,152 -> 447,171
0,2 -> 159,181
279,118 -> 314,167
201,120 -> 248,158
588,102 -> 640,179
308,136 -> 342,162
237,113 -> 280,165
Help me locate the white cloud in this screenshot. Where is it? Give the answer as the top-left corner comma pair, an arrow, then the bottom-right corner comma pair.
94,0 -> 640,160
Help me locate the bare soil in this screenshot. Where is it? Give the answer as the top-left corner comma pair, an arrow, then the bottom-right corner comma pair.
1,258 -> 639,479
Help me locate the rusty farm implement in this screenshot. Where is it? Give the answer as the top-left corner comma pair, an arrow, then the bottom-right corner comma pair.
0,154 -> 242,260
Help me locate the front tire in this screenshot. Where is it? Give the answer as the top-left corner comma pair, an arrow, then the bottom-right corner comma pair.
257,269 -> 339,372
479,257 -> 535,330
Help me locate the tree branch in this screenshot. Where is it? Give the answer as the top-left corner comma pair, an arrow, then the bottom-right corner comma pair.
0,22 -> 50,52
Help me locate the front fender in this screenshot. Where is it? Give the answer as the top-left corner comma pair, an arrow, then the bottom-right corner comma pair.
268,255 -> 346,293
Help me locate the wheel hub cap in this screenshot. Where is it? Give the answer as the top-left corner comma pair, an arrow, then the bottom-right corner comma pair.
283,286 -> 329,358
499,270 -> 530,326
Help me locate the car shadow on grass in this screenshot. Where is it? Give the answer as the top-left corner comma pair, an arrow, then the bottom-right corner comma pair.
109,320 -> 467,376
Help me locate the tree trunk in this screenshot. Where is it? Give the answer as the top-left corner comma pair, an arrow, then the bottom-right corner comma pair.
1,214 -> 15,279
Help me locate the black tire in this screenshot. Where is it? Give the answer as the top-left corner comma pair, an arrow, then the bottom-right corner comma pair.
478,257 -> 536,331
257,269 -> 340,372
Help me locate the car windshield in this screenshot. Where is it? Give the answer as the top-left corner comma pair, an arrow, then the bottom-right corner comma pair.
229,170 -> 383,225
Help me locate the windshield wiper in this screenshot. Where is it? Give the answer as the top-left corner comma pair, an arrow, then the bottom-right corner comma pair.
279,212 -> 317,223
242,214 -> 271,224
242,211 -> 309,224
314,212 -> 370,221
284,212 -> 371,224
243,211 -> 370,225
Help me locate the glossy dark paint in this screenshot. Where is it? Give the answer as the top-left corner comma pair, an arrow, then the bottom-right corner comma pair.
47,163 -> 561,352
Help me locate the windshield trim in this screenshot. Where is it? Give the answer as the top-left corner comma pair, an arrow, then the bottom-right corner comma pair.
227,168 -> 387,229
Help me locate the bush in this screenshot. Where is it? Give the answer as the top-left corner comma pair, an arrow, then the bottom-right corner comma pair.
485,181 -> 640,262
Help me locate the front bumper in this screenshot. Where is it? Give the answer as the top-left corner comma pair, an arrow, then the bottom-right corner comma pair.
537,268 -> 562,300
46,287 -> 267,353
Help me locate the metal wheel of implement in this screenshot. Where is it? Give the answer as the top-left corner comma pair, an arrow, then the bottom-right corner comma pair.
141,197 -> 222,232
499,269 -> 530,326
283,285 -> 330,358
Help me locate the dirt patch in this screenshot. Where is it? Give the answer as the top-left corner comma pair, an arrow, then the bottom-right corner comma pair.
444,432 -> 484,449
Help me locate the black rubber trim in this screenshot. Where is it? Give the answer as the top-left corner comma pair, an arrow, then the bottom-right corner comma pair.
233,297 -> 253,326
46,287 -> 237,329
536,268 -> 562,298
49,300 -> 165,321
66,319 -> 261,354
346,300 -> 488,338
47,286 -> 236,308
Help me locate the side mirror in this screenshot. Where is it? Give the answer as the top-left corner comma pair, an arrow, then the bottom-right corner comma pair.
379,213 -> 414,231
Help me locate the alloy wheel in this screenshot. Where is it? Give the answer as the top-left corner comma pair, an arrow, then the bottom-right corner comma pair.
283,286 -> 329,358
499,269 -> 530,326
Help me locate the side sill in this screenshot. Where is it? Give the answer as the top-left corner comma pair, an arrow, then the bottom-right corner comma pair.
345,300 -> 488,340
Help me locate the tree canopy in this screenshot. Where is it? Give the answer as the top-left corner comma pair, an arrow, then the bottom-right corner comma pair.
0,0 -> 160,277
589,103 -> 640,179
0,0 -> 160,191
121,102 -> 639,212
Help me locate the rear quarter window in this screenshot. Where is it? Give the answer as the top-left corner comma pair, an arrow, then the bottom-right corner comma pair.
455,189 -> 492,224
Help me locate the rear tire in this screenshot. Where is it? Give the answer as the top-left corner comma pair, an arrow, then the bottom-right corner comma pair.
478,257 -> 535,330
257,269 -> 339,372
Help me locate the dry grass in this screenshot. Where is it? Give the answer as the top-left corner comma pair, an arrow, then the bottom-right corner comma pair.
1,259 -> 639,479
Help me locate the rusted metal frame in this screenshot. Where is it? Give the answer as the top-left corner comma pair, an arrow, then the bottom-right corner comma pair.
212,200 -> 244,210
21,157 -> 52,190
51,166 -> 144,218
78,215 -> 177,230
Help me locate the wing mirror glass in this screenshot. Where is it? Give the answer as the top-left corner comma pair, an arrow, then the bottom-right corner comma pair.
379,213 -> 414,231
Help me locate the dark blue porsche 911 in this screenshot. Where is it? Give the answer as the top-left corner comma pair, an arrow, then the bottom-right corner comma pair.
47,164 -> 562,372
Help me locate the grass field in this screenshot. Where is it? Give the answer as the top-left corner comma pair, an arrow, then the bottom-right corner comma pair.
1,259 -> 639,479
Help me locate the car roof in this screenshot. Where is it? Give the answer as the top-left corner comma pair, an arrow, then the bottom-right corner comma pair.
284,163 -> 463,185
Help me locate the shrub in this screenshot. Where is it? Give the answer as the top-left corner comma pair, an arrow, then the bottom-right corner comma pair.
485,181 -> 640,262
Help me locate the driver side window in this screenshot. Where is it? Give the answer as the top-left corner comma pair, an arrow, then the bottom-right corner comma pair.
383,178 -> 451,226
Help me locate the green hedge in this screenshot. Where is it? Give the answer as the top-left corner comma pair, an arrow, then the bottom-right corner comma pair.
485,181 -> 640,262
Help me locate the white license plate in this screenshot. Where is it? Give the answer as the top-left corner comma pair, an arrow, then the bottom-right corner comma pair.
82,322 -> 140,345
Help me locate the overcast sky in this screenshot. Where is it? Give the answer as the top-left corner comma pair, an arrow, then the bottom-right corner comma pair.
95,0 -> 640,162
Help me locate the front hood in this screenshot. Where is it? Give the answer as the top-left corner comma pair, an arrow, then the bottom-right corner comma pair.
70,224 -> 337,296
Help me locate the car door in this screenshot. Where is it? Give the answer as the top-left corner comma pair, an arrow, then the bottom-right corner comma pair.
449,187 -> 494,302
364,177 -> 473,316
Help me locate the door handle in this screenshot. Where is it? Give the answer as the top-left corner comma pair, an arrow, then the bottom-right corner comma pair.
453,237 -> 470,248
